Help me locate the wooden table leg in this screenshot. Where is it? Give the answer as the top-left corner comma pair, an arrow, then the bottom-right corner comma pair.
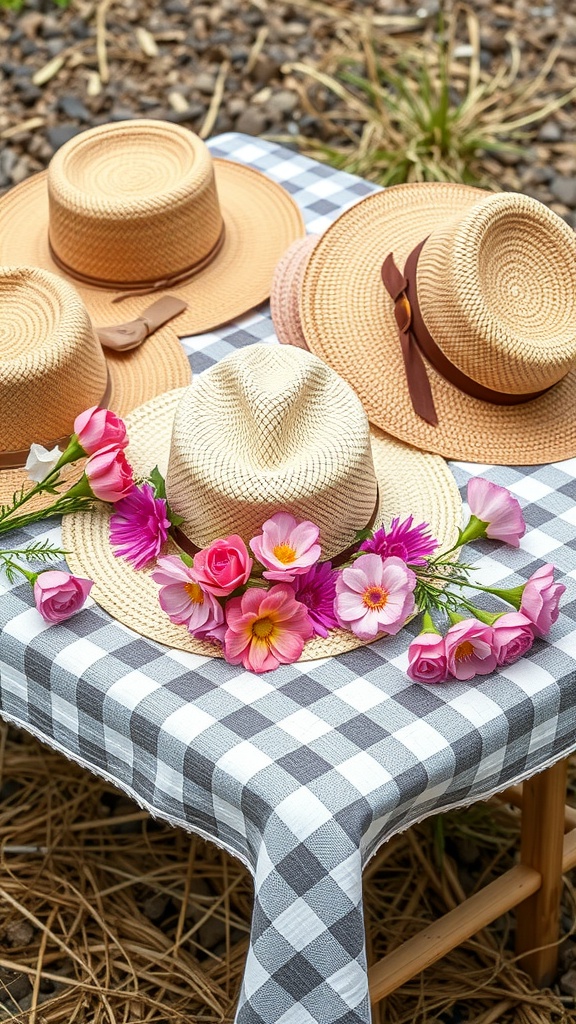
516,759 -> 567,986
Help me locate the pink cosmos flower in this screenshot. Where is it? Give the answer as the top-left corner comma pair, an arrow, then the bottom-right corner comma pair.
193,535 -> 252,597
445,619 -> 497,681
360,516 -> 438,566
491,612 -> 535,666
151,555 -> 225,641
74,406 -> 128,455
33,570 -> 93,624
109,483 -> 170,570
224,584 -> 313,673
466,478 -> 526,547
334,553 -> 416,640
291,560 -> 339,638
85,444 -> 134,502
519,563 -> 566,637
407,632 -> 448,684
250,512 -> 321,582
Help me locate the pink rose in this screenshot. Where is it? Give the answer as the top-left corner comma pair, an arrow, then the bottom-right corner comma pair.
85,444 -> 134,502
445,618 -> 497,681
465,478 -> 526,547
33,570 -> 93,624
407,632 -> 448,684
519,563 -> 566,637
74,406 -> 128,455
193,535 -> 253,597
491,612 -> 535,666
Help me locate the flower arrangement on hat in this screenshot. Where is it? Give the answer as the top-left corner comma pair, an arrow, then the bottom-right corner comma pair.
0,407 -> 566,679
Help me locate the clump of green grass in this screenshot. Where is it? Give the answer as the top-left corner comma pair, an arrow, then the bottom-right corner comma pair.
286,4 -> 576,188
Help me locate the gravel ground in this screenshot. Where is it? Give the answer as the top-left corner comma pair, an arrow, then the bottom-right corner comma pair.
1,0 -> 576,223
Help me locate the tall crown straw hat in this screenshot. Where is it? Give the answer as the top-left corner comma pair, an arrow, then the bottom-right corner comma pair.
0,119 -> 305,336
0,265 -> 189,505
63,344 -> 463,660
271,185 -> 576,465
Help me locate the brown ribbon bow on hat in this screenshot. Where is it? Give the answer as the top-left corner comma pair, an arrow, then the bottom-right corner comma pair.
96,296 -> 187,352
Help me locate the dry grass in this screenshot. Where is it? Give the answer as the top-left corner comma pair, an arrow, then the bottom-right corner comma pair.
0,723 -> 575,1023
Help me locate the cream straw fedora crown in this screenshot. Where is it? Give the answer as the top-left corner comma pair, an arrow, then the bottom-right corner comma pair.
166,344 -> 379,559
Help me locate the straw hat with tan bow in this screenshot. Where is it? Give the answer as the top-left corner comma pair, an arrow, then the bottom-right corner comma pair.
0,119 -> 305,336
271,185 -> 576,466
0,265 -> 190,504
63,343 -> 462,661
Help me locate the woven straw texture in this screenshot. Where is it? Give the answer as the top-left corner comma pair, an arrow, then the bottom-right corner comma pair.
270,234 -> 319,349
0,121 -> 305,336
62,355 -> 462,662
299,182 -> 576,465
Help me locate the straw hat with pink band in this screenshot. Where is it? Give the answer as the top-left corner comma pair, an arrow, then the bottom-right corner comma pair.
0,265 -> 190,505
0,119 -> 305,337
271,184 -> 576,466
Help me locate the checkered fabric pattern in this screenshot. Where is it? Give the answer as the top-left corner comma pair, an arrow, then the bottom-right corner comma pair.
1,135 -> 576,1024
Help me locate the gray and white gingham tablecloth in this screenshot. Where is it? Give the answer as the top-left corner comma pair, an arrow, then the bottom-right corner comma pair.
1,135 -> 576,1024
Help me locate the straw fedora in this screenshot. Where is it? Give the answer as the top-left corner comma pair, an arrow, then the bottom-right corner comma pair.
274,185 -> 576,466
62,343 -> 462,661
0,119 -> 305,336
0,265 -> 189,505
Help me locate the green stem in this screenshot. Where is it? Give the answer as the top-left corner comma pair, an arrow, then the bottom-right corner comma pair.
0,496 -> 95,537
0,556 -> 37,585
0,436 -> 87,526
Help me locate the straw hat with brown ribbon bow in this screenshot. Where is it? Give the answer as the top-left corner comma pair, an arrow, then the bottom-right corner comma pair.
271,185 -> 576,466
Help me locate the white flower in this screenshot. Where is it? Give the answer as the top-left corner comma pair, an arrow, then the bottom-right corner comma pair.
25,443 -> 62,483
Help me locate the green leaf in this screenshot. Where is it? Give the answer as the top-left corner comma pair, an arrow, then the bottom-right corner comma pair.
149,466 -> 166,500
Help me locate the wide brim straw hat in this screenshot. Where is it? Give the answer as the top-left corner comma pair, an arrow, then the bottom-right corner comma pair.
0,120 -> 305,336
0,265 -> 189,505
277,184 -> 576,466
63,344 -> 462,662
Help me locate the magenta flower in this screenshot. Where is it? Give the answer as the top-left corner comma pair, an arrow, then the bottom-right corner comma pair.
151,555 -> 225,641
74,406 -> 128,455
519,563 -> 566,637
250,512 -> 321,582
462,478 -> 526,547
407,613 -> 448,683
360,516 -> 438,566
492,612 -> 535,666
445,618 -> 497,681
224,584 -> 313,673
33,570 -> 93,624
291,560 -> 339,638
193,535 -> 252,597
109,483 -> 170,570
334,553 -> 416,641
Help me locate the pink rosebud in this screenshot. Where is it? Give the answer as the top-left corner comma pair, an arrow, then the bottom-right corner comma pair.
492,612 -> 535,666
250,512 -> 321,582
224,584 -> 313,673
407,632 -> 448,684
519,563 -> 566,638
445,618 -> 497,681
193,535 -> 252,597
74,406 -> 128,455
334,553 -> 416,640
33,570 -> 93,624
85,444 -> 134,502
466,478 -> 526,547
151,555 -> 225,641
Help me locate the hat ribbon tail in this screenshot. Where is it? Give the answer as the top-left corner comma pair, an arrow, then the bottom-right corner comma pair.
96,296 -> 188,352
381,253 -> 438,427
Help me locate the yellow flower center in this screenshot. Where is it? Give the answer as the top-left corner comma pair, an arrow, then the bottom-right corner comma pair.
455,640 -> 474,661
184,582 -> 204,605
273,543 -> 297,565
252,616 -> 274,639
363,586 -> 388,610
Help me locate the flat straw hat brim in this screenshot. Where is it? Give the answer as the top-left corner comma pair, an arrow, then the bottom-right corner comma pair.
299,182 -> 576,465
0,161 -> 305,337
62,387 -> 462,662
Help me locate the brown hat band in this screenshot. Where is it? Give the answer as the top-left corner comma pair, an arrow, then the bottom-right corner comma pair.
0,373 -> 111,471
381,239 -> 552,427
47,224 -> 226,304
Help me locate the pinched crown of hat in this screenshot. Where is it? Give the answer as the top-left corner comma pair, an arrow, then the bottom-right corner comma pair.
166,344 -> 379,559
0,265 -> 108,464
